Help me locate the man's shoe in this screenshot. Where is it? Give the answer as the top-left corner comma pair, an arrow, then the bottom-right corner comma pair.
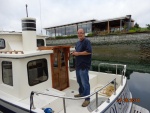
74,94 -> 82,98
82,100 -> 90,107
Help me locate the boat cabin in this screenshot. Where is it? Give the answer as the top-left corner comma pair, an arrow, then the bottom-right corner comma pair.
0,18 -> 72,100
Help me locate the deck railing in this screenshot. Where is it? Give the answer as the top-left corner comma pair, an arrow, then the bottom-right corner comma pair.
98,63 -> 126,85
30,63 -> 126,113
30,78 -> 117,113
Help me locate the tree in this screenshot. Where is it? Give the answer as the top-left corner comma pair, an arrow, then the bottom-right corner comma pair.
134,22 -> 140,28
146,24 -> 150,30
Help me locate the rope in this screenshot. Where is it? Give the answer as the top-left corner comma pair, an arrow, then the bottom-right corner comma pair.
94,85 -> 115,97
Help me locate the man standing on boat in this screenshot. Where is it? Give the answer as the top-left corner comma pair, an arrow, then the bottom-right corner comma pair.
72,28 -> 92,107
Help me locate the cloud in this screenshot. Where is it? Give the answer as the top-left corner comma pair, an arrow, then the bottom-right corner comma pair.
0,0 -> 150,34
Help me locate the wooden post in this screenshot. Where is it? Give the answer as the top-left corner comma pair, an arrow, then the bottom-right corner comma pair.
77,24 -> 78,32
107,21 -> 110,33
54,28 -> 56,38
120,19 -> 122,31
65,26 -> 66,35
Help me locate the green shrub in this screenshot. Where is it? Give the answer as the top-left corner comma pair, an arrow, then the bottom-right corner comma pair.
136,28 -> 141,32
129,29 -> 136,33
87,33 -> 93,37
130,27 -> 141,32
55,35 -> 77,39
67,35 -> 77,38
146,24 -> 150,30
55,36 -> 64,39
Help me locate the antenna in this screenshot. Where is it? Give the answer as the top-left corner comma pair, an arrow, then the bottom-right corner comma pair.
39,0 -> 43,34
26,4 -> 28,17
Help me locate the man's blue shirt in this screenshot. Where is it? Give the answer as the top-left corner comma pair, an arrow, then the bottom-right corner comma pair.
75,38 -> 92,70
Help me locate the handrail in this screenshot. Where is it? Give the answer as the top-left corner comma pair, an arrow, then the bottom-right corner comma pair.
98,63 -> 126,74
98,63 -> 126,86
30,78 -> 117,113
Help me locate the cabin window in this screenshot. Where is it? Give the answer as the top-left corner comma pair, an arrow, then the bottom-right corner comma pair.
69,55 -> 75,72
0,38 -> 6,49
37,39 -> 45,47
2,61 -> 13,86
27,59 -> 48,86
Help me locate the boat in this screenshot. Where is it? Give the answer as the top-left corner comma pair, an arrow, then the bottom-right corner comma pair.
0,17 -> 149,113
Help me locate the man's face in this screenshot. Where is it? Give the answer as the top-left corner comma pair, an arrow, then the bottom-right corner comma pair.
77,29 -> 85,41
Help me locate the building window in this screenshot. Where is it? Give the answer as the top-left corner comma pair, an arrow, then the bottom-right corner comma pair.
56,28 -> 60,36
27,59 -> 48,86
61,27 -> 66,36
82,24 -> 87,33
47,29 -> 55,37
2,61 -> 13,86
66,25 -> 77,35
87,23 -> 92,33
37,39 -> 45,47
66,26 -> 71,35
72,25 -> 77,35
78,24 -> 82,30
78,23 -> 92,33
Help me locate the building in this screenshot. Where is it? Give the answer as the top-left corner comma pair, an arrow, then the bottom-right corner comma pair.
44,15 -> 134,38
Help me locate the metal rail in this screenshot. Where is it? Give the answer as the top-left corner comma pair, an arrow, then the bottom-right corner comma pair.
98,63 -> 126,85
30,78 -> 117,113
30,63 -> 127,113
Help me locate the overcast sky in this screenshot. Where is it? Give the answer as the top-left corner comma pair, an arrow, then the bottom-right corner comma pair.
0,0 -> 150,34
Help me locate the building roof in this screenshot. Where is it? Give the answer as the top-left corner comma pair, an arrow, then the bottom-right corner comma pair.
93,15 -> 134,24
44,19 -> 97,29
44,15 -> 134,29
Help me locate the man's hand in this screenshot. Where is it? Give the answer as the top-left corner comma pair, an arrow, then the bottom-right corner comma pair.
71,51 -> 91,56
72,52 -> 79,56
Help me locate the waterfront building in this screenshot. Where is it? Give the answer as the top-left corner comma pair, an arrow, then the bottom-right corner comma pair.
45,15 -> 134,38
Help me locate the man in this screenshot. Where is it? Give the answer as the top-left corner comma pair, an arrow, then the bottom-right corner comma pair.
72,28 -> 92,107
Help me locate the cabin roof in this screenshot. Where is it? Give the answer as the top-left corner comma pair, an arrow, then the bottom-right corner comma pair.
0,50 -> 53,59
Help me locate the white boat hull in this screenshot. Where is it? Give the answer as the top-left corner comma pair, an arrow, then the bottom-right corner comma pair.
0,99 -> 30,113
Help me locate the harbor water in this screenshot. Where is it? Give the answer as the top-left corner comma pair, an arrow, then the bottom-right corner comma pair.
128,72 -> 150,111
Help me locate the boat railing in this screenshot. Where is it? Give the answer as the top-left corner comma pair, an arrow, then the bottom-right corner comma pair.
98,63 -> 126,85
30,78 -> 117,113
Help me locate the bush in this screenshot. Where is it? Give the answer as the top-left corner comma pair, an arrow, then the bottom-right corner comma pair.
146,24 -> 150,30
87,33 -> 93,37
55,35 -> 77,39
130,27 -> 141,32
55,36 -> 63,39
129,29 -> 136,33
67,35 -> 77,38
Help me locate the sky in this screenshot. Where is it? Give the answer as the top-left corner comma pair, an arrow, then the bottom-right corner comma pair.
0,0 -> 150,34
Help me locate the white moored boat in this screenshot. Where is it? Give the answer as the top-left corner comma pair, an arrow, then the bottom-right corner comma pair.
0,17 -> 149,113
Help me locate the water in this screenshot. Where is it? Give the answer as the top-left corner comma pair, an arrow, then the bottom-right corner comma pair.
128,72 -> 150,111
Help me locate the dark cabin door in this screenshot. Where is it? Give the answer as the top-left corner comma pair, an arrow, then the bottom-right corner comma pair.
51,46 -> 70,90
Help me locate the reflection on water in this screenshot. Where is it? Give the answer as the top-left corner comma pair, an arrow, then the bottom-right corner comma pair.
128,72 -> 150,111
